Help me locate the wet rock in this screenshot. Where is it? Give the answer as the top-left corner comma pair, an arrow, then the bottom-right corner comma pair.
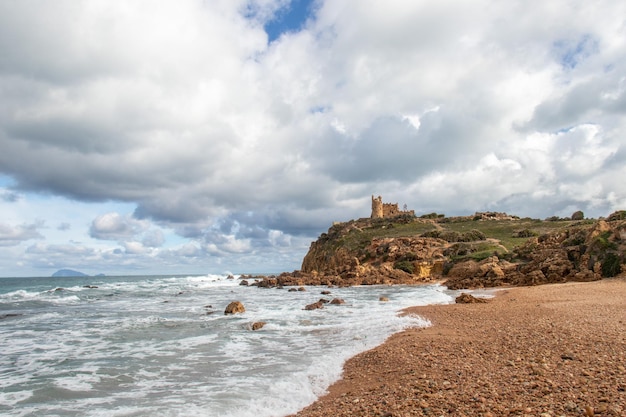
251,322 -> 266,331
379,296 -> 389,302
304,301 -> 325,310
239,280 -> 249,286
455,293 -> 488,304
224,301 -> 245,315
330,298 -> 346,305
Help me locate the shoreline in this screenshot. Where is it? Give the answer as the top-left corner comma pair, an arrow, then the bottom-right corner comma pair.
291,277 -> 626,416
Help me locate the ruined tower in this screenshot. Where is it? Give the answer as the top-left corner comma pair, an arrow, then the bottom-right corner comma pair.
371,195 -> 415,219
371,195 -> 384,218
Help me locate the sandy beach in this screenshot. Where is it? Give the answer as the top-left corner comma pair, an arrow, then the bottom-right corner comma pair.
292,277 -> 626,416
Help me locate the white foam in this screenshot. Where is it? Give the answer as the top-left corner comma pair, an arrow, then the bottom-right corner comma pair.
1,276 -> 455,417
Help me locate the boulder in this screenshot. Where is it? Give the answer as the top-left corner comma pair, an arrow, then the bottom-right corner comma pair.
224,301 -> 245,315
455,293 -> 488,304
330,298 -> 346,305
251,322 -> 266,331
304,301 -> 324,310
239,280 -> 249,286
379,296 -> 389,302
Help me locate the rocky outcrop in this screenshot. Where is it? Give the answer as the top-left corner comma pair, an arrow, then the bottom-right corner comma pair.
445,220 -> 626,289
259,215 -> 626,290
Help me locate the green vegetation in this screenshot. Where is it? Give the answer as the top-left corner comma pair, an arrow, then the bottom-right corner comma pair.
601,252 -> 622,277
393,260 -> 415,274
330,216 -> 593,255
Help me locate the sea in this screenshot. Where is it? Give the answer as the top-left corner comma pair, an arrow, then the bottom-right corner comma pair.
0,274 -> 461,417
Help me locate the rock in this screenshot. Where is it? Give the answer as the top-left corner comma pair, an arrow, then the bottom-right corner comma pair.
224,301 -> 245,315
330,298 -> 346,305
379,296 -> 389,302
251,322 -> 266,331
304,301 -> 325,310
0,313 -> 22,320
239,280 -> 249,286
321,290 -> 331,295
288,288 -> 298,292
83,285 -> 98,289
455,293 -> 488,304
297,286 -> 306,291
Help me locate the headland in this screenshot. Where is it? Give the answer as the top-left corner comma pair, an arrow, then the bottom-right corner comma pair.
273,200 -> 626,416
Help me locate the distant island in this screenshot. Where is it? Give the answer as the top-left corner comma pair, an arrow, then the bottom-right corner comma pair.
52,269 -> 89,277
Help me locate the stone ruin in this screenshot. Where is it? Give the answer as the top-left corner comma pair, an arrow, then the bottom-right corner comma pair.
371,195 -> 415,219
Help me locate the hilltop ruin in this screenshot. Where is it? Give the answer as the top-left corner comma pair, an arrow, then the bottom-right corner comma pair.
371,195 -> 415,219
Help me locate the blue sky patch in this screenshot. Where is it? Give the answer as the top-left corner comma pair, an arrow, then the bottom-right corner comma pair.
554,34 -> 599,69
264,0 -> 316,43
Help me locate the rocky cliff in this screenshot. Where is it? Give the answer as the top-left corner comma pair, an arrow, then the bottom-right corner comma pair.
260,211 -> 626,289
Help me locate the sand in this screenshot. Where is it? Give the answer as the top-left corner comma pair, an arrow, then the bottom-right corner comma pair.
292,277 -> 626,416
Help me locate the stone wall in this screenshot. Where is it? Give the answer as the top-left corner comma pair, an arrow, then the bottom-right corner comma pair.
371,195 -> 415,219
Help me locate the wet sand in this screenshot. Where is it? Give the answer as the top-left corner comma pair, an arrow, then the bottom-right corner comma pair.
292,276 -> 626,416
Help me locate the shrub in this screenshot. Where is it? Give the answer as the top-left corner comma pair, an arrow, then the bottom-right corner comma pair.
514,229 -> 537,238
394,260 -> 415,274
571,211 -> 584,220
463,229 -> 486,241
601,252 -> 622,277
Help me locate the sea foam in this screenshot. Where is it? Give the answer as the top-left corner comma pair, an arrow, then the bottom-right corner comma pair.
0,274 -> 455,416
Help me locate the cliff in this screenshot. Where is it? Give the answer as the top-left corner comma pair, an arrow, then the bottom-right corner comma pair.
264,211 -> 626,289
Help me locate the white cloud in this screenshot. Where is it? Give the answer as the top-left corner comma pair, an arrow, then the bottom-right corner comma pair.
0,221 -> 43,246
0,0 -> 625,275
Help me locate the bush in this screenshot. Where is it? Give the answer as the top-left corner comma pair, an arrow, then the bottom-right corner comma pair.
601,252 -> 622,277
514,229 -> 537,238
394,260 -> 415,274
463,229 -> 486,241
571,210 -> 584,220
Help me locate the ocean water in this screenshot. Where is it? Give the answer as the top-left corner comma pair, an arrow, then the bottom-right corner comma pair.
0,274 -> 457,417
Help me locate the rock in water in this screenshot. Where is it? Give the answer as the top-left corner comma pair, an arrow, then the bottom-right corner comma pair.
251,322 -> 266,331
455,293 -> 488,304
224,301 -> 246,315
330,298 -> 346,305
304,301 -> 325,310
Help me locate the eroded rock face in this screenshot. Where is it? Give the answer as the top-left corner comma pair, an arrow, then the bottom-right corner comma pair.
261,217 -> 625,290
224,301 -> 245,315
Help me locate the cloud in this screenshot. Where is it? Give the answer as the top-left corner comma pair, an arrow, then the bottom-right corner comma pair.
1,0 -> 626,275
0,221 -> 43,246
89,213 -> 147,240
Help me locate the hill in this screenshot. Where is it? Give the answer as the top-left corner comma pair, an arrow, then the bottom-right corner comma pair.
261,211 -> 626,289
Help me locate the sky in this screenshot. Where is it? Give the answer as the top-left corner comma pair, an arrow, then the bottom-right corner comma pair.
0,0 -> 625,277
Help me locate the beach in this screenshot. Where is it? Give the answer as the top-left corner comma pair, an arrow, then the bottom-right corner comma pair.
292,276 -> 626,416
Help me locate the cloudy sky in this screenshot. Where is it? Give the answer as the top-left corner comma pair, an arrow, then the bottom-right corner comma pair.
1,0 -> 625,277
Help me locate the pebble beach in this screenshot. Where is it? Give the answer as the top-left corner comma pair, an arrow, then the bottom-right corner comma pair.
293,276 -> 626,416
